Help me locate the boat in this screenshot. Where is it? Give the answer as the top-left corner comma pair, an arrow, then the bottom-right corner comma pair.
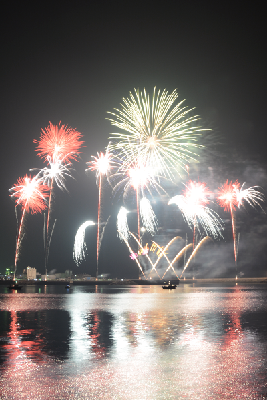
162,281 -> 177,289
65,284 -> 71,289
8,282 -> 22,290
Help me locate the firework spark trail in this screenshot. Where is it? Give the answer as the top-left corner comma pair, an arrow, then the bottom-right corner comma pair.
34,122 -> 84,275
73,221 -> 95,266
117,158 -> 165,240
9,175 -> 49,272
231,202 -> 237,264
98,215 -> 111,260
217,180 -> 240,264
218,180 -> 264,264
31,156 -> 74,192
136,188 -> 140,240
161,243 -> 193,279
35,157 -> 74,272
44,178 -> 53,274
117,230 -> 147,279
87,150 -> 113,277
140,197 -> 158,235
107,87 -> 207,180
184,233 -> 188,267
150,237 -> 181,274
14,207 -> 26,272
130,233 -> 183,278
31,156 -> 75,272
237,183 -> 265,209
117,207 -> 130,241
129,232 -> 161,278
180,236 -> 211,278
108,154 -> 166,244
150,240 -> 179,278
97,172 -> 102,273
169,193 -> 223,243
47,219 -> 57,266
183,180 -> 213,248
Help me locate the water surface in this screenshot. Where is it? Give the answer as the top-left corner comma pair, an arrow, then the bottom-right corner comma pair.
0,283 -> 267,399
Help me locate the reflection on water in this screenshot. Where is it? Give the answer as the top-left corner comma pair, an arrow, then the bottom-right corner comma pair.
0,284 -> 267,399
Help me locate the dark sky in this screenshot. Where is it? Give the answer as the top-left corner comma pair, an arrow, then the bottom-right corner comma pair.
1,2 -> 267,278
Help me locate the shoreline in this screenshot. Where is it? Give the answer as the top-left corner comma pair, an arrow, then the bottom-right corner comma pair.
1,277 -> 267,286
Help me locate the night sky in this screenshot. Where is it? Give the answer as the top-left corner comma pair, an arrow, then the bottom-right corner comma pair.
1,2 -> 267,278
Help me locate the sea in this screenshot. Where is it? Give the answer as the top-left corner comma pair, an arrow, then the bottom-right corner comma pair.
0,282 -> 267,399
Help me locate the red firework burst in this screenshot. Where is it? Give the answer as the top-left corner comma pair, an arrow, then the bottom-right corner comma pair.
217,180 -> 240,211
10,175 -> 49,214
34,122 -> 84,163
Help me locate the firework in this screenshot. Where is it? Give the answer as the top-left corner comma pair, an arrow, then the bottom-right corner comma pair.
110,157 -> 165,240
117,230 -> 146,278
217,180 -> 265,211
237,183 -> 264,209
218,180 -> 264,264
31,155 -> 74,192
73,221 -> 95,266
150,239 -> 178,279
130,252 -> 138,260
110,157 -> 165,199
149,237 -> 181,276
117,206 -> 130,241
34,122 -> 84,276
140,197 -> 158,236
180,236 -> 212,278
88,149 -> 113,181
34,121 -> 84,163
87,149 -> 114,277
129,232 -> 161,278
107,87 -> 207,180
184,180 -> 211,208
161,242 -> 193,279
129,233 -> 189,279
10,175 -> 49,214
217,180 -> 239,212
9,175 -> 49,271
169,181 -> 223,243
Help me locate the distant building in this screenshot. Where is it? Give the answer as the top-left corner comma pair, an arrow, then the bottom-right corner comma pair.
27,266 -> 36,280
74,273 -> 93,280
55,273 -> 65,280
47,274 -> 56,280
